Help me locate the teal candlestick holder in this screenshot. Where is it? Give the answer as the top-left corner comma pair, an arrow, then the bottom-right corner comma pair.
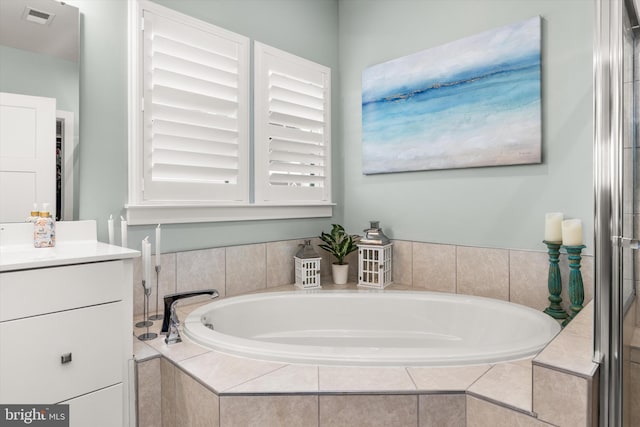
542,240 -> 568,320
562,244 -> 586,326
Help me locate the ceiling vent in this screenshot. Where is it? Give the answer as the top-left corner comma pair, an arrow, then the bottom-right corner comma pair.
22,6 -> 55,25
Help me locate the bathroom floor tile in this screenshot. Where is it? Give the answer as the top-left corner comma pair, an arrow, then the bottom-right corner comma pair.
225,364 -> 319,393
318,366 -> 416,392
407,365 -> 491,392
467,361 -> 533,413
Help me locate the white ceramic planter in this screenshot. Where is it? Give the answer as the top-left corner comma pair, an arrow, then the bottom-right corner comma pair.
332,263 -> 349,285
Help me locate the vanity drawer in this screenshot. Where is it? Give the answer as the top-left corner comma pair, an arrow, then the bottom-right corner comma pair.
61,383 -> 123,427
0,261 -> 125,321
0,302 -> 123,404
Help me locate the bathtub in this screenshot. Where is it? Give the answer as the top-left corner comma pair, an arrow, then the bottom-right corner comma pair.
183,290 -> 561,366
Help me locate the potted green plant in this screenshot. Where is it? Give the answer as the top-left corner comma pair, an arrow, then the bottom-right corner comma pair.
318,224 -> 360,285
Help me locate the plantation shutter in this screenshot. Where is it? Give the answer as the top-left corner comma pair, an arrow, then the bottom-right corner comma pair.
254,42 -> 331,203
141,8 -> 249,202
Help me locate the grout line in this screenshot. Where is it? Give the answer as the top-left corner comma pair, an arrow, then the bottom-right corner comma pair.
173,252 -> 178,293
221,363 -> 288,393
416,391 -> 420,427
405,367 -> 419,391
465,364 -> 494,391
467,391 -> 537,418
317,372 -> 321,426
454,245 -> 458,294
224,247 -> 228,298
507,249 -> 511,302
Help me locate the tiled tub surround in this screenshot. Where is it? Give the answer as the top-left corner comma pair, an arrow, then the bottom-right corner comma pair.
134,289 -> 597,427
132,239 -> 594,318
132,239 -> 596,426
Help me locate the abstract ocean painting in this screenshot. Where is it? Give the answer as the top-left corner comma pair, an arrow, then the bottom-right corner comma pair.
362,17 -> 541,174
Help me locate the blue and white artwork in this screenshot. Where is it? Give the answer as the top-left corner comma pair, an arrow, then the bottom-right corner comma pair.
362,17 -> 541,174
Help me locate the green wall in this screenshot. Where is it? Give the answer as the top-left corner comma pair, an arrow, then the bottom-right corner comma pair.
69,0 -> 593,254
339,0 -> 594,253
0,45 -> 79,113
71,0 -> 340,252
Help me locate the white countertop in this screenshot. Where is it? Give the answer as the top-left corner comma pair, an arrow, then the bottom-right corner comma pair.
0,220 -> 139,272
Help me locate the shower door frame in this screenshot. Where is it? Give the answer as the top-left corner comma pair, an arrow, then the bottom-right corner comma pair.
594,0 -> 634,425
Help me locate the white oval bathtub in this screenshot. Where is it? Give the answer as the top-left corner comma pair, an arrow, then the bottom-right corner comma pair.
183,290 -> 561,366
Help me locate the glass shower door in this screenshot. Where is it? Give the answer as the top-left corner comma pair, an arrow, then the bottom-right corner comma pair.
622,3 -> 638,426
595,1 -> 638,425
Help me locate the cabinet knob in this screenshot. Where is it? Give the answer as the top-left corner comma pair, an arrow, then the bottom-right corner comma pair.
60,353 -> 72,364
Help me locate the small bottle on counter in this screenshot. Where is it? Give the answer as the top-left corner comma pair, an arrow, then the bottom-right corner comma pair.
26,203 -> 39,223
34,203 -> 55,248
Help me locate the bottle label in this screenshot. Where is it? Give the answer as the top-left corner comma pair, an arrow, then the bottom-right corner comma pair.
34,217 -> 56,248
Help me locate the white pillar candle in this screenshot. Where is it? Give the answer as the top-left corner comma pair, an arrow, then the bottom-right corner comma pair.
562,219 -> 583,246
544,212 -> 563,242
120,216 -> 128,248
107,214 -> 114,245
155,224 -> 162,267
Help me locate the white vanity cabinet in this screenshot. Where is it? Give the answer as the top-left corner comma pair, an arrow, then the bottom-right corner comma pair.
0,221 -> 138,427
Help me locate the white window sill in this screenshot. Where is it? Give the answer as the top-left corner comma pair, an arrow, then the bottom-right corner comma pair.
124,203 -> 334,225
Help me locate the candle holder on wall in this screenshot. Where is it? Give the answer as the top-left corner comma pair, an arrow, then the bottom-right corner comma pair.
562,244 -> 586,326
542,240 -> 568,320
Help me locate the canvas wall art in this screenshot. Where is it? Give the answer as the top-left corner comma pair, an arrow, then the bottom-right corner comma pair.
362,17 -> 541,174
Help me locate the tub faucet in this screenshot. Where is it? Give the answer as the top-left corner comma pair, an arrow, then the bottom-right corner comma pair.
161,289 -> 219,345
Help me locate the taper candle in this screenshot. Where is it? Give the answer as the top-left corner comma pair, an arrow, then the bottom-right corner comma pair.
562,219 -> 583,246
145,239 -> 152,289
155,224 -> 162,266
544,212 -> 563,242
142,236 -> 151,289
108,214 -> 114,245
120,216 -> 128,248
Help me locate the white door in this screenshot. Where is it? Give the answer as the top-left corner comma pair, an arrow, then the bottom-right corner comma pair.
0,92 -> 56,222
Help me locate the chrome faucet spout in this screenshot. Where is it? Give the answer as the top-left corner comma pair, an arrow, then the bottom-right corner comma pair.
161,289 -> 219,345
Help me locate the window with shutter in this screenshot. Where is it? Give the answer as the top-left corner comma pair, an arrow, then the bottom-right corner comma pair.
254,42 -> 331,204
139,1 -> 249,203
127,1 -> 333,224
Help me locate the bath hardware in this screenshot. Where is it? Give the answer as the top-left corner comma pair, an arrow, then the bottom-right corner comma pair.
161,289 -> 219,345
615,236 -> 640,249
60,353 -> 72,364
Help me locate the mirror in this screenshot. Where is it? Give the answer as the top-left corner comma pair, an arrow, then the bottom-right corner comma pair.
0,0 -> 79,222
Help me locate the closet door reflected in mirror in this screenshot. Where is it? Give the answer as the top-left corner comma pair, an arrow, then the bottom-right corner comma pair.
0,92 -> 56,222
